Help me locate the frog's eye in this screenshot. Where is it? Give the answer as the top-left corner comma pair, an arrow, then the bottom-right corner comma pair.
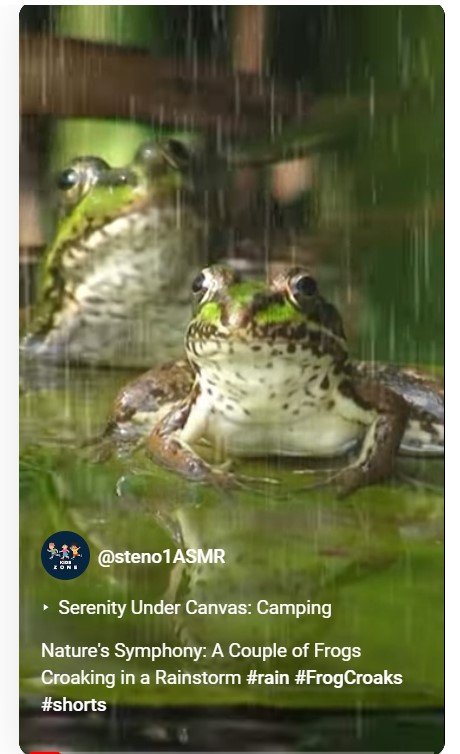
291,274 -> 318,298
57,168 -> 79,192
191,272 -> 207,294
164,139 -> 191,168
134,141 -> 158,167
191,270 -> 212,311
56,166 -> 86,211
272,267 -> 319,303
191,266 -> 237,307
190,268 -> 222,305
56,156 -> 110,210
135,138 -> 191,174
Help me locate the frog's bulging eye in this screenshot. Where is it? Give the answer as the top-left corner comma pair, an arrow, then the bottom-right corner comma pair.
135,138 -> 191,175
57,168 -> 79,192
135,142 -> 158,167
291,275 -> 318,298
166,139 -> 190,167
191,266 -> 236,307
191,272 -> 206,294
56,157 -> 110,212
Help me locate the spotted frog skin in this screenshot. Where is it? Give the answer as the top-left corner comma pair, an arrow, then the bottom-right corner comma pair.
109,265 -> 444,495
21,138 -> 202,368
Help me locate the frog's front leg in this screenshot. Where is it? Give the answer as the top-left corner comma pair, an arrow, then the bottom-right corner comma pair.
146,394 -> 235,487
334,380 -> 410,496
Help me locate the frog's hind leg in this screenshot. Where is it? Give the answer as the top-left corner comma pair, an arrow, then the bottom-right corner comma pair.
110,359 -> 194,435
399,411 -> 444,457
352,362 -> 443,414
352,361 -> 444,457
87,359 -> 194,460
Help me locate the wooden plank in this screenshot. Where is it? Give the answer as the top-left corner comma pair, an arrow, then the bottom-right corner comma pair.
20,33 -> 310,135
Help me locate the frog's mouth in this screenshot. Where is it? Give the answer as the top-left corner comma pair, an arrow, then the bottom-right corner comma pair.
186,321 -> 347,371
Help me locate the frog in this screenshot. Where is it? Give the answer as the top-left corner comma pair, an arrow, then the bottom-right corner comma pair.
107,265 -> 444,495
20,137 -> 203,368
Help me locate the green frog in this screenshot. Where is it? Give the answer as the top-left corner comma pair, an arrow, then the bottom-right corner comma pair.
21,138 -> 203,368
108,265 -> 444,495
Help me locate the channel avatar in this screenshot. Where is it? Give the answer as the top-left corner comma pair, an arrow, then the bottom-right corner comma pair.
41,531 -> 90,580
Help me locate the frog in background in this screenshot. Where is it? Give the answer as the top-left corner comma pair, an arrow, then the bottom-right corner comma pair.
21,137 -> 204,369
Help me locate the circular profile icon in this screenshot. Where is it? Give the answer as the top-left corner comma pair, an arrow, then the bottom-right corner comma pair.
41,531 -> 90,580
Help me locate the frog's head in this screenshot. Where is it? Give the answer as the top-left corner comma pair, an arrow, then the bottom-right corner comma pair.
40,137 -> 193,290
186,265 -> 348,373
50,135 -> 191,233
21,138 -> 196,364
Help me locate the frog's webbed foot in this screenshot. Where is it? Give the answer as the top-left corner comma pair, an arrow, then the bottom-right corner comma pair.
82,427 -> 146,465
293,469 -> 350,497
328,466 -> 380,498
211,470 -> 280,498
294,467 -> 385,498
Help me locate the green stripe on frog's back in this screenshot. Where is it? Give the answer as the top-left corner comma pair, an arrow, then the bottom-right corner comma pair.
38,184 -> 144,313
45,183 -> 140,272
